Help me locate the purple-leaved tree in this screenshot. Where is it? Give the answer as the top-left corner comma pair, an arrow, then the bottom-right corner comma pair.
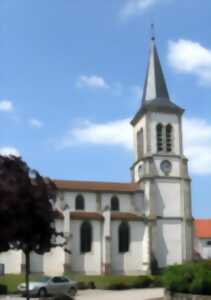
0,155 -> 64,300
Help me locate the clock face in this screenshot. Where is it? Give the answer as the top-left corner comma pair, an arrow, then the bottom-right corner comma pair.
160,160 -> 172,175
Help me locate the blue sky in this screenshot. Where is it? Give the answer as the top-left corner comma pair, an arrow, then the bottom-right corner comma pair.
0,0 -> 211,218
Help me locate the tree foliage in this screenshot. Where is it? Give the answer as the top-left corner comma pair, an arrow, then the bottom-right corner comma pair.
0,155 -> 58,254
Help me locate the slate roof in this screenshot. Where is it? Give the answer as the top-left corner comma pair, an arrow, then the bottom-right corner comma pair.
131,38 -> 184,126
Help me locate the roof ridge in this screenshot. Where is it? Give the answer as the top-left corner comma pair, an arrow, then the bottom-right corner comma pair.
53,179 -> 138,185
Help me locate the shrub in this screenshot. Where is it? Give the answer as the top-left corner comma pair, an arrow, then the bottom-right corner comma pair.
131,276 -> 152,288
162,260 -> 211,295
87,281 -> 96,289
107,282 -> 129,290
151,275 -> 162,287
151,253 -> 160,275
0,284 -> 7,295
77,281 -> 88,290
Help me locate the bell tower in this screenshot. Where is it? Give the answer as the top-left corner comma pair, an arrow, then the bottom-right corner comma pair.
131,36 -> 193,268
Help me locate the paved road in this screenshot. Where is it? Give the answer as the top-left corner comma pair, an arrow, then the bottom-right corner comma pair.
0,288 -> 164,300
76,289 -> 164,300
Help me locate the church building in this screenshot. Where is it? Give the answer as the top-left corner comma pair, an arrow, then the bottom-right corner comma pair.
0,36 -> 193,275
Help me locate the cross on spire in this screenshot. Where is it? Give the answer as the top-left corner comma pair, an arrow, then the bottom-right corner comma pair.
151,23 -> 155,41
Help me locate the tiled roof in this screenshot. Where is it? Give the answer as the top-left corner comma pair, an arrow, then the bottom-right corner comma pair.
70,211 -> 104,221
53,179 -> 140,193
111,212 -> 143,221
194,219 -> 211,238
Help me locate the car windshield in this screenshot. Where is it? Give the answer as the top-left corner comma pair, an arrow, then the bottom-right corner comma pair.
38,276 -> 51,283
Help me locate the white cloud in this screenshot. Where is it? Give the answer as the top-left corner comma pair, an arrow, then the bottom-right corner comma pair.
183,118 -> 211,175
61,116 -> 211,176
61,119 -> 132,150
168,39 -> 211,85
0,100 -> 13,112
120,0 -> 159,18
0,147 -> 20,157
29,118 -> 43,128
77,75 -> 109,89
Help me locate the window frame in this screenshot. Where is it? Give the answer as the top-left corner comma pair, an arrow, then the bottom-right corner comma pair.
80,221 -> 92,254
137,128 -> 144,159
111,196 -> 120,211
75,194 -> 85,210
118,221 -> 130,253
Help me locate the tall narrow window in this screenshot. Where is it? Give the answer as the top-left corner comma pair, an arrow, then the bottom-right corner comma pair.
166,124 -> 172,152
111,196 -> 119,211
80,221 -> 92,253
156,124 -> 163,152
137,129 -> 144,159
118,222 -> 130,253
75,195 -> 85,210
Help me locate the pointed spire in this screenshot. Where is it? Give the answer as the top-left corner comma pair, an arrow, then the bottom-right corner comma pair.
142,35 -> 170,104
131,32 -> 184,126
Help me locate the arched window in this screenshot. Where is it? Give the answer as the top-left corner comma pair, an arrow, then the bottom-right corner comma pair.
75,194 -> 85,210
118,222 -> 130,253
166,124 -> 173,152
80,221 -> 92,253
156,123 -> 163,152
137,129 -> 144,159
111,196 -> 119,211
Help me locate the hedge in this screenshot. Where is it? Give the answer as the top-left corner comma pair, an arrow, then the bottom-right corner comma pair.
162,260 -> 211,295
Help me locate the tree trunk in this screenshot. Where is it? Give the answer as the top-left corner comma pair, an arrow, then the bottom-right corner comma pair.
25,251 -> 30,300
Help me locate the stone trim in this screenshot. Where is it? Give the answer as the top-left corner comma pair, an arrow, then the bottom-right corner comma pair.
71,211 -> 104,221
111,212 -> 145,221
21,264 -> 26,273
64,263 -> 71,273
141,176 -> 191,182
131,154 -> 188,170
131,105 -> 184,126
102,263 -> 111,275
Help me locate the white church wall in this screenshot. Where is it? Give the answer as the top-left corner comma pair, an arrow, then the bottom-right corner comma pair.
30,252 -> 43,273
111,221 -> 145,274
132,192 -> 145,213
43,247 -> 65,275
60,191 -> 97,211
0,250 -> 22,274
155,219 -> 182,268
150,113 -> 181,155
133,115 -> 147,161
41,219 -> 65,275
195,238 -> 211,259
70,220 -> 102,274
154,180 -> 181,217
101,193 -> 133,212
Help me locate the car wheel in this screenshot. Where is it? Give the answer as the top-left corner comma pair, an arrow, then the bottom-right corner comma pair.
68,287 -> 77,296
38,288 -> 47,298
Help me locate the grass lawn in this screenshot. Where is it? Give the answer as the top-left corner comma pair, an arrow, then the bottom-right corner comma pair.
0,273 -> 42,293
65,273 -> 145,289
0,273 -> 160,293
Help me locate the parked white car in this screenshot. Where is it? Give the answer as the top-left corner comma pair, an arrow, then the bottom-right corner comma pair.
17,276 -> 78,297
